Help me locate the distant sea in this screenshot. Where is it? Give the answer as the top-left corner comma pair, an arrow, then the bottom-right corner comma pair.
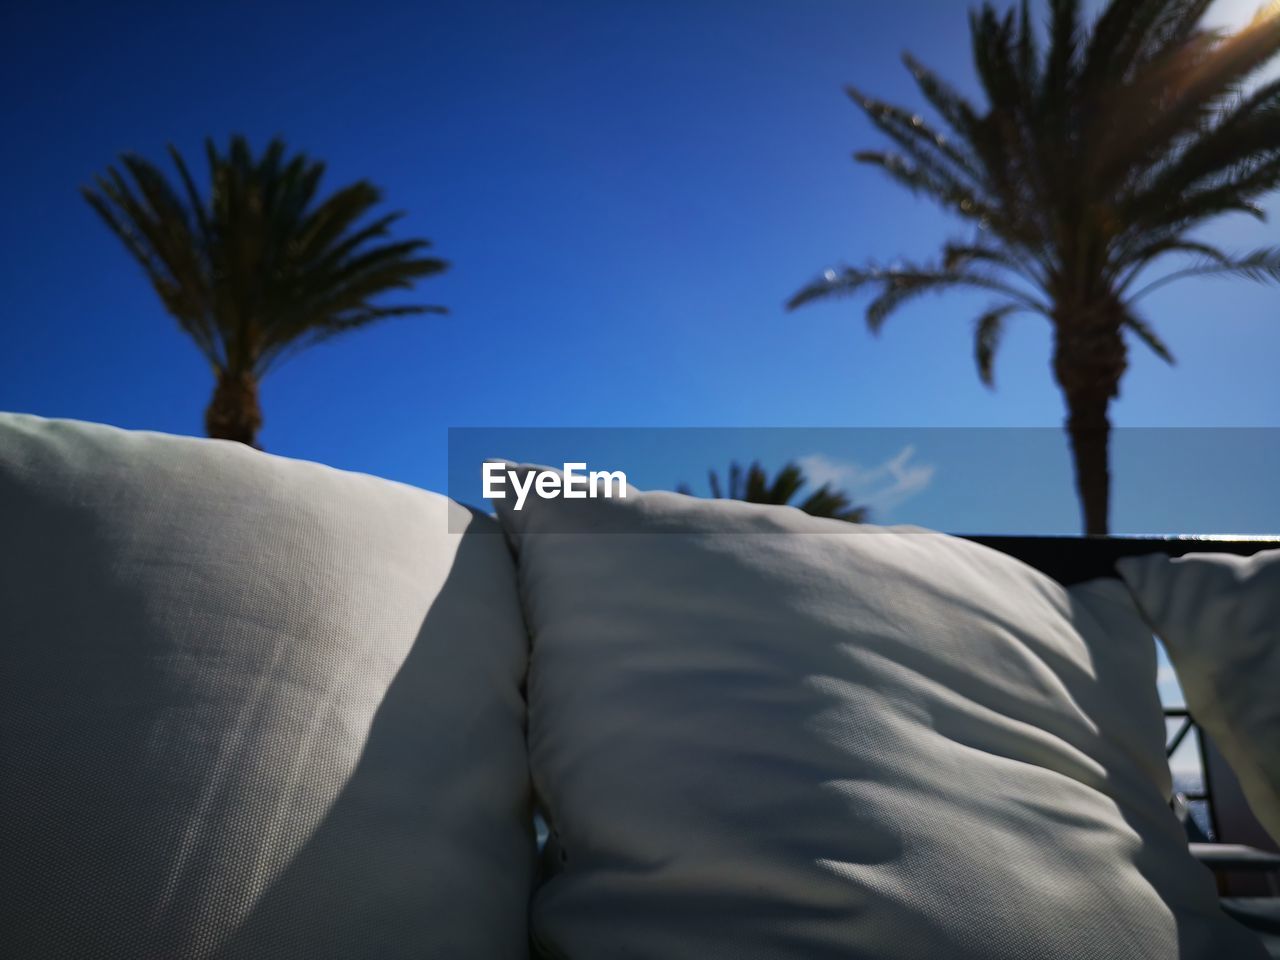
1173,769 -> 1213,840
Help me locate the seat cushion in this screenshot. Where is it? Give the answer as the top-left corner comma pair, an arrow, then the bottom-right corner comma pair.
1118,549 -> 1280,845
0,414 -> 535,959
494,467 -> 1263,960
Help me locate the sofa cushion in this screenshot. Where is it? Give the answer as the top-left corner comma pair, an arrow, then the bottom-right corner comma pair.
0,414 -> 535,959
495,468 -> 1263,960
1118,549 -> 1280,845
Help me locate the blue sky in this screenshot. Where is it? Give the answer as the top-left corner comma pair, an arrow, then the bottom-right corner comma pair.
1,0 -> 1277,538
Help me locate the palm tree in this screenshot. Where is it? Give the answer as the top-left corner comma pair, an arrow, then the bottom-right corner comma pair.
678,460 -> 870,522
788,0 -> 1280,534
83,136 -> 447,447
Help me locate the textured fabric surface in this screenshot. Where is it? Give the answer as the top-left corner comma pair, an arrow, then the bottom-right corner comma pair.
495,470 -> 1263,960
1118,550 -> 1280,845
0,414 -> 535,959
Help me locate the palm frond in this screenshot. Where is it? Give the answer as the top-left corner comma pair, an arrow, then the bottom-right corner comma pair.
847,86 -> 982,188
1123,313 -> 1176,363
1043,0 -> 1084,108
943,240 -> 1046,287
1114,237 -> 1229,288
902,53 -> 983,140
689,461 -> 869,523
853,151 -> 993,222
798,485 -> 869,523
974,303 -> 1021,386
1083,0 -> 1211,88
84,135 -> 448,379
788,260 -> 1044,333
1128,246 -> 1280,301
1093,10 -> 1280,189
82,158 -> 222,365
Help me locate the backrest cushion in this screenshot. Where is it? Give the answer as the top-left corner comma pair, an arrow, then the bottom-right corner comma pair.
1118,549 -> 1280,845
495,468 -> 1262,960
0,415 -> 535,959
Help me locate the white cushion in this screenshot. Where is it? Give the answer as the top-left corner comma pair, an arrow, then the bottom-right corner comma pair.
0,414 -> 535,959
1118,549 -> 1280,845
496,469 -> 1262,959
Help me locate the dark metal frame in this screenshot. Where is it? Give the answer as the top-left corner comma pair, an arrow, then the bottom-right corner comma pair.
961,534 -> 1278,587
1163,706 -> 1216,838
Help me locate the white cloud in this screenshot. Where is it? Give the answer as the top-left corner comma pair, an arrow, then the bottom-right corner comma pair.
797,447 -> 935,517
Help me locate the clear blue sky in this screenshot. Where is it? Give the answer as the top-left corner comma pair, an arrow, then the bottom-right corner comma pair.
2,0 -> 1277,534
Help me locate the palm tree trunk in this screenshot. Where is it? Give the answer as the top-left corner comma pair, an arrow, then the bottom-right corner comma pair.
1052,315 -> 1127,536
205,370 -> 263,447
1062,389 -> 1112,535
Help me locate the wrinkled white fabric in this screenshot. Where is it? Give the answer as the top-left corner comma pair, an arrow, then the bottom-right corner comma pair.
497,472 -> 1261,960
0,414 -> 535,959
1119,549 -> 1280,845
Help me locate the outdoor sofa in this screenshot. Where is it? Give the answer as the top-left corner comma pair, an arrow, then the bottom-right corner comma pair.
2,412 -> 1277,958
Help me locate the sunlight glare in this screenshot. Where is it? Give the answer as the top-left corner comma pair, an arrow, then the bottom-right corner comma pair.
1205,0 -> 1280,30
1205,0 -> 1280,83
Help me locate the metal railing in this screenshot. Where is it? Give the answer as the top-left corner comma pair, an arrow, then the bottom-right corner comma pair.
1165,705 -> 1214,840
